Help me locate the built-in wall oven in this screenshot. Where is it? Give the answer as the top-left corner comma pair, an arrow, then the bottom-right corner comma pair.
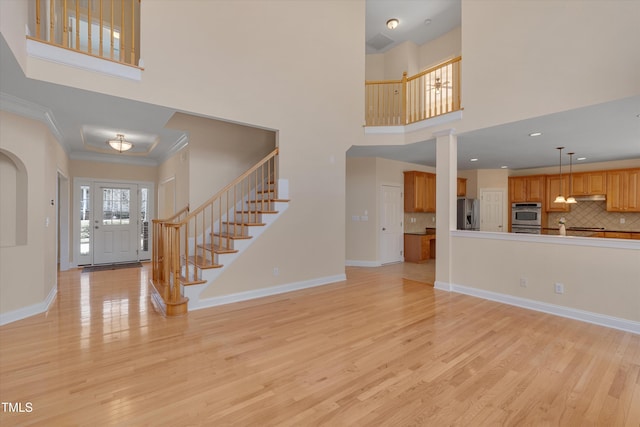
511,202 -> 542,234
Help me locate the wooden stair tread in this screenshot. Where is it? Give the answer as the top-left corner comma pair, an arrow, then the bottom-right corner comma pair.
237,210 -> 279,214
212,232 -> 253,240
180,276 -> 206,286
197,244 -> 238,254
187,255 -> 223,269
223,221 -> 266,227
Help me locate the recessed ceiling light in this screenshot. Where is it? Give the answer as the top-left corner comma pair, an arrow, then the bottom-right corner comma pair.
501,165 -> 508,169
386,19 -> 399,30
529,132 -> 542,137
470,158 -> 479,162
424,19 -> 432,25
577,157 -> 587,161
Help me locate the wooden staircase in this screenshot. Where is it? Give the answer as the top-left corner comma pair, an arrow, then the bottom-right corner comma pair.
150,148 -> 289,316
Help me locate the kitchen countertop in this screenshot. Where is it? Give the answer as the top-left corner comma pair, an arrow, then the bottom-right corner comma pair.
542,227 -> 640,237
404,228 -> 436,236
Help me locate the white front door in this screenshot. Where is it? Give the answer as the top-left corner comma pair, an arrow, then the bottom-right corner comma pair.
380,185 -> 403,264
93,182 -> 139,264
480,189 -> 505,232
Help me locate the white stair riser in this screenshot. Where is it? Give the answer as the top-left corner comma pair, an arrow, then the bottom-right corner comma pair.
221,223 -> 251,236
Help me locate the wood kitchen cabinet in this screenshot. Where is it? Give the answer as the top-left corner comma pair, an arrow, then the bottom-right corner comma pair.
545,175 -> 570,212
457,178 -> 467,197
572,171 -> 607,195
404,171 -> 436,212
606,169 -> 640,212
509,175 -> 545,203
404,234 -> 436,263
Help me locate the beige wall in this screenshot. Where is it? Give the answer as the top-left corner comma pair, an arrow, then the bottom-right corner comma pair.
346,157 -> 378,262
452,235 -> 640,322
417,27 -> 462,71
165,113 -> 275,209
157,147 -> 189,218
365,27 -> 461,81
70,159 -> 157,183
346,156 -> 436,263
0,111 -> 66,315
461,0 -> 640,133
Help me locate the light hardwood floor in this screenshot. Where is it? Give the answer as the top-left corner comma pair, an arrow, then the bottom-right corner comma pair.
1,262 -> 638,426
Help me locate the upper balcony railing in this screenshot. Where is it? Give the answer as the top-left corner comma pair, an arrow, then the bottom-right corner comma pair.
365,56 -> 461,127
30,0 -> 140,67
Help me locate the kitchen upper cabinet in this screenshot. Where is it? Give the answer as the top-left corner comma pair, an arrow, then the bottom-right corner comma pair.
607,169 -> 640,212
572,171 -> 607,195
457,178 -> 467,197
545,175 -> 570,212
404,171 -> 436,213
509,175 -> 545,203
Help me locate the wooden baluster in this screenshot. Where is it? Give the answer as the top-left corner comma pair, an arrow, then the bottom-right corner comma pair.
49,0 -> 55,42
119,0 -> 124,62
75,0 -> 79,48
63,0 -> 68,47
87,0 -> 92,54
130,0 -> 135,65
36,0 -> 41,39
99,0 -> 103,57
110,0 -> 114,60
184,221 -> 189,284
401,72 -> 407,125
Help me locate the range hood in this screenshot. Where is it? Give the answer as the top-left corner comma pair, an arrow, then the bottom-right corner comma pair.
574,194 -> 606,201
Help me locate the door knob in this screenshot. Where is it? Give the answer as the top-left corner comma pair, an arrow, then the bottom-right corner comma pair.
95,226 -> 99,229
382,227 -> 386,231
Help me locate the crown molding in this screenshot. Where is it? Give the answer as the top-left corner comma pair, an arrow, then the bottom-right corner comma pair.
0,91 -> 64,143
165,133 -> 189,159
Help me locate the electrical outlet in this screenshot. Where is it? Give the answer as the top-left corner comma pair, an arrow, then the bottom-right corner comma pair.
554,283 -> 564,294
273,267 -> 279,277
520,277 -> 528,288
620,217 -> 626,224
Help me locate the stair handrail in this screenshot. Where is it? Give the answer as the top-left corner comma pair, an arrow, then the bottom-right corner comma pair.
151,147 -> 280,315
156,204 -> 190,223
178,147 -> 279,224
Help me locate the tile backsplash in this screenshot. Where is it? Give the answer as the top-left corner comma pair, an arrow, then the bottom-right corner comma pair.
548,201 -> 640,231
404,213 -> 436,233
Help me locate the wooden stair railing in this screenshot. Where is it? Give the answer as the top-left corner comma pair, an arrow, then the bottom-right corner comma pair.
365,56 -> 462,126
30,0 -> 141,67
150,148 -> 281,316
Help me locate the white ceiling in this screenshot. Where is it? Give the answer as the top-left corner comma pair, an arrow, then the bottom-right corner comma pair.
1,1 -> 639,170
366,0 -> 461,54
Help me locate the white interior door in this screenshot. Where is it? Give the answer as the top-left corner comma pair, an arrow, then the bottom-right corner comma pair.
480,189 -> 505,232
380,185 -> 403,264
93,182 -> 139,264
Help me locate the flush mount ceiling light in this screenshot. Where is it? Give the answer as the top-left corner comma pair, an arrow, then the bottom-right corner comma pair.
554,146 -> 567,204
386,18 -> 399,30
107,134 -> 133,153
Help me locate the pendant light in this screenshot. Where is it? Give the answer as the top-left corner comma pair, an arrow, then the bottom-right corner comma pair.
553,147 -> 566,203
566,152 -> 577,204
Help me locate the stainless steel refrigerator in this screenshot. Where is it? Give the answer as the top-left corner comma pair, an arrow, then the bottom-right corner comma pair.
457,198 -> 479,230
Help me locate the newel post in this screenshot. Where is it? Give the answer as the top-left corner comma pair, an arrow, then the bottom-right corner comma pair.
401,71 -> 408,125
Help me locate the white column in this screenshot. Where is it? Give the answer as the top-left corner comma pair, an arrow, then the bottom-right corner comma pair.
434,129 -> 457,290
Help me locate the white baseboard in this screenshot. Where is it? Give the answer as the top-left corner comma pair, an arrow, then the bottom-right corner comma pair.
189,274 -> 347,311
345,260 -> 381,267
436,282 -> 640,335
0,285 -> 58,326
